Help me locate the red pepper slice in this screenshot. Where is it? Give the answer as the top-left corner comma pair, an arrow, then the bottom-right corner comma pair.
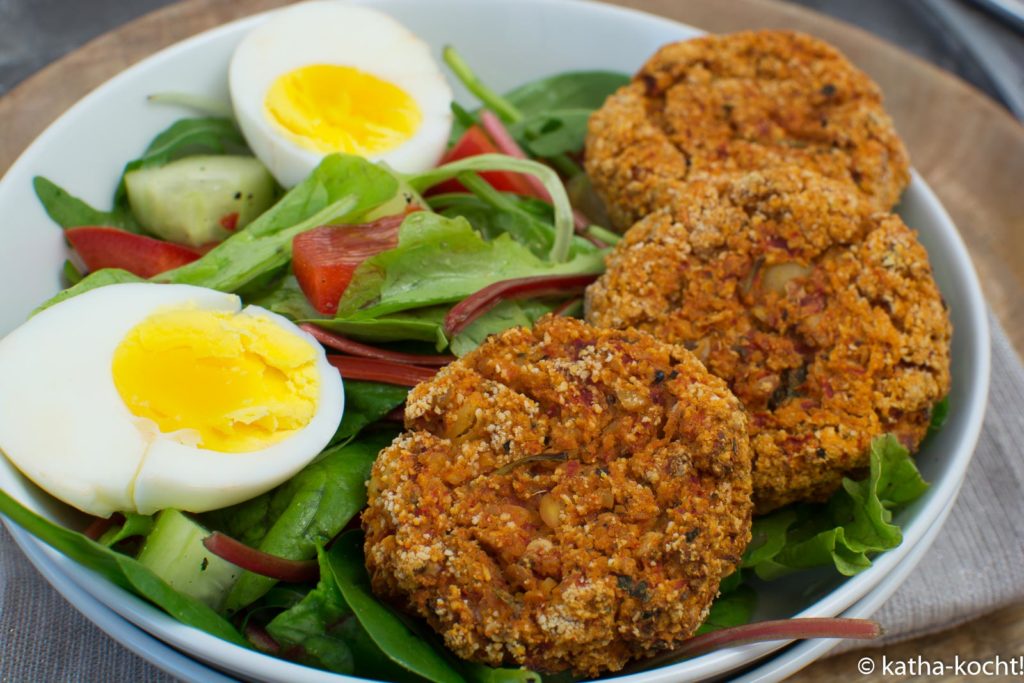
219,212 -> 239,232
427,126 -> 538,197
444,273 -> 599,337
202,532 -> 319,583
65,226 -> 201,278
326,355 -> 438,387
300,323 -> 454,367
291,212 -> 414,316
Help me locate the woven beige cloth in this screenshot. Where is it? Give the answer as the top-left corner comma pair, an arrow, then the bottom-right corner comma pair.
2,311 -> 1022,681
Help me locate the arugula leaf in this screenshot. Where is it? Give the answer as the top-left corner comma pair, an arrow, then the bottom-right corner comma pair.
333,380 -> 407,445
62,260 -> 84,286
317,309 -> 450,350
0,490 -> 246,646
156,154 -> 399,293
34,118 -> 247,235
450,299 -> 554,357
247,274 -> 321,320
249,275 -> 450,349
265,547 -> 355,674
208,434 -> 391,613
33,176 -> 138,231
327,531 -> 466,683
97,512 -> 155,547
335,212 -> 605,320
742,434 -> 929,579
33,268 -> 143,314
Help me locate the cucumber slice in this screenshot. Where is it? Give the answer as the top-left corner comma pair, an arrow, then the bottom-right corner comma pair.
125,155 -> 276,247
136,509 -> 240,610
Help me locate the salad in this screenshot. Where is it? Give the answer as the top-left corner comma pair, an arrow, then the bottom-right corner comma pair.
0,2 -> 946,680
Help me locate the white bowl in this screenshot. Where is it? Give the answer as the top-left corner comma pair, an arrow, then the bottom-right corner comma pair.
0,0 -> 990,681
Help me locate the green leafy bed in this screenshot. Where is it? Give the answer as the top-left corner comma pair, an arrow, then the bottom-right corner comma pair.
0,431 -> 932,682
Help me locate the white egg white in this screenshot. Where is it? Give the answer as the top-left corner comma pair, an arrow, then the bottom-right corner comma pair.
0,283 -> 344,517
230,1 -> 453,188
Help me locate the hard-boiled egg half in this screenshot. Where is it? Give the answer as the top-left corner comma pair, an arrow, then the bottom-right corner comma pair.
230,1 -> 453,188
0,283 -> 343,517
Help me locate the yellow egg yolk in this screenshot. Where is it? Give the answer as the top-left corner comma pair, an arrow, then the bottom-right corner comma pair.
111,308 -> 320,453
265,64 -> 422,156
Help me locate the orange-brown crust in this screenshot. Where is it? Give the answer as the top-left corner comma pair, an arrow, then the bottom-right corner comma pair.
362,317 -> 752,676
585,30 -> 910,230
585,168 -> 951,512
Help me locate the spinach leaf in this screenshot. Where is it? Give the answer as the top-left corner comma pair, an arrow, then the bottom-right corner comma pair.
33,176 -> 138,231
120,118 -> 245,177
333,380 -> 408,445
928,396 -> 949,435
210,434 -> 391,613
450,299 -> 554,357
265,547 -> 355,674
335,212 -> 605,320
502,71 -> 630,118
327,531 -> 465,683
509,109 -> 592,158
33,268 -> 143,314
450,71 -> 629,141
742,434 -> 929,579
695,583 -> 757,635
0,490 -> 246,646
156,154 -> 399,293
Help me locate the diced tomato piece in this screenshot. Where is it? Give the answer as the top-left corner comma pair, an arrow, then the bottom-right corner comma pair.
65,226 -> 201,278
428,126 -> 537,197
292,211 -> 415,316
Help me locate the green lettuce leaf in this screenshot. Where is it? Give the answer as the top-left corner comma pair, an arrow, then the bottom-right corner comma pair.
742,434 -> 929,579
0,490 -> 246,646
335,212 -> 605,320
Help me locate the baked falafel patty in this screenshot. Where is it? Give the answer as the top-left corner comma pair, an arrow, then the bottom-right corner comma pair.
363,316 -> 752,676
585,30 -> 910,230
585,168 -> 951,512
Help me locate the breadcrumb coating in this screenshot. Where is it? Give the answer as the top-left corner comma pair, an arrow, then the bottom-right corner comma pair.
585,168 -> 951,512
585,30 -> 910,230
363,316 -> 752,676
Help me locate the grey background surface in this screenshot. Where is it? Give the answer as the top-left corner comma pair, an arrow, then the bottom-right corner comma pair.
2,0 -> 1023,114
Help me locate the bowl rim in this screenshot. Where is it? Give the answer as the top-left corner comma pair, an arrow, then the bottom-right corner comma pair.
0,0 -> 992,681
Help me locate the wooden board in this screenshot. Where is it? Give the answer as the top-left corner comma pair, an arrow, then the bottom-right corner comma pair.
1,0 -> 1022,680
